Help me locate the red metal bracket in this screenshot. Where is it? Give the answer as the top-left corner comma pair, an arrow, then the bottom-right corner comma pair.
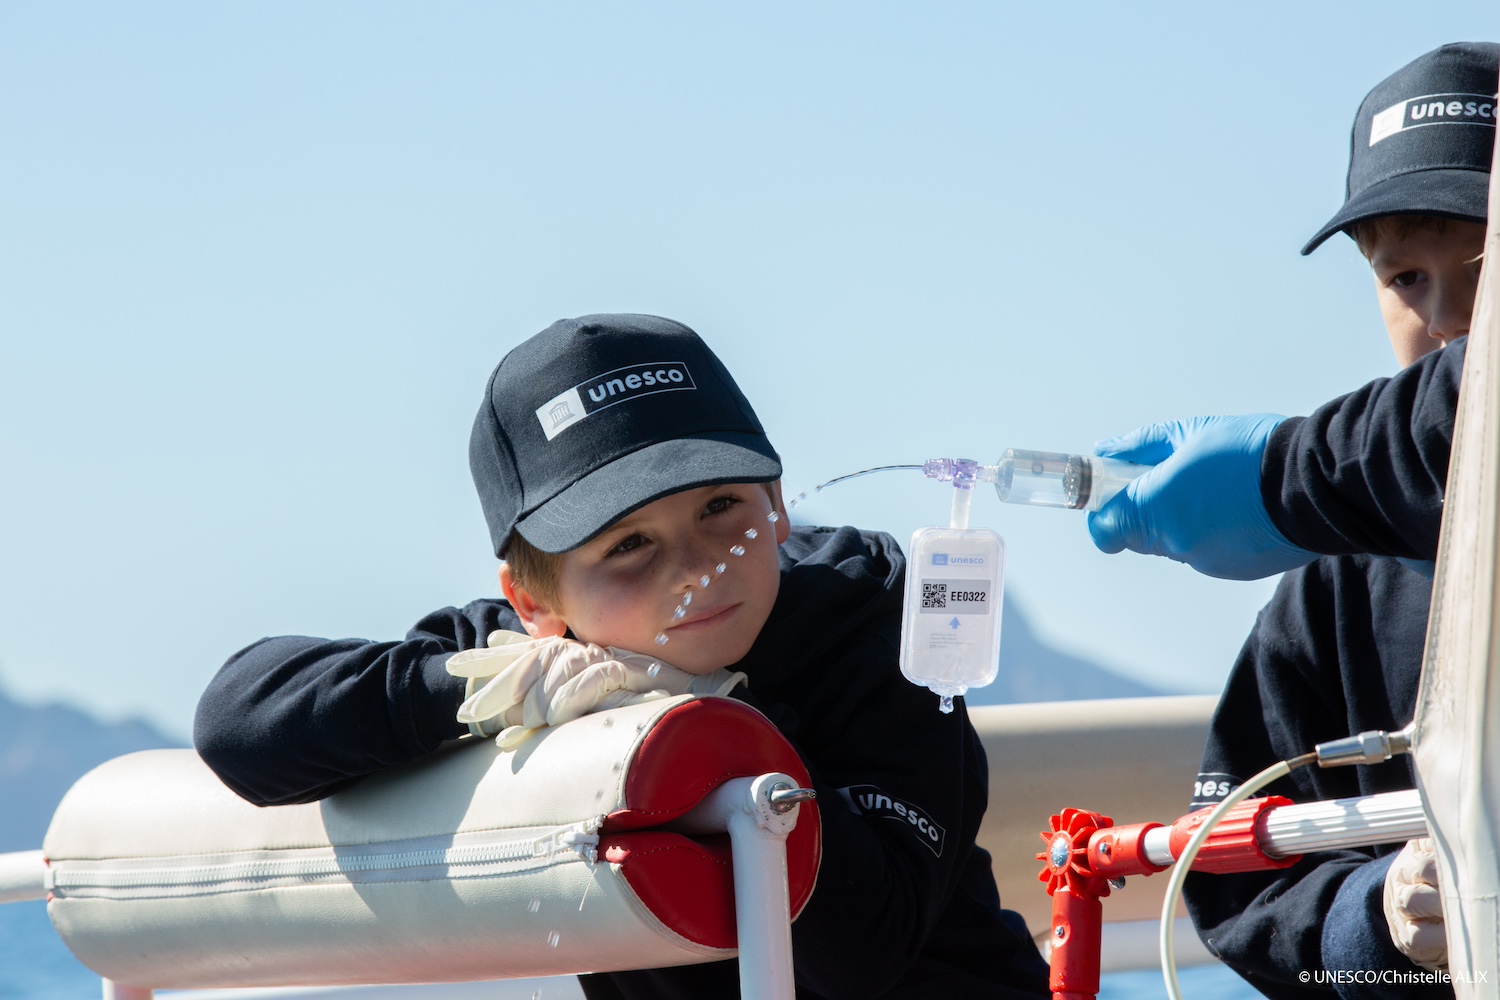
1036,808 -> 1113,1000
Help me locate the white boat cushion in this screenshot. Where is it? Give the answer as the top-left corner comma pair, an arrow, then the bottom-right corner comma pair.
43,694 -> 820,990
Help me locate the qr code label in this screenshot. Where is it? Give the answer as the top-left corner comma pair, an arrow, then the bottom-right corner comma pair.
922,583 -> 947,609
918,578 -> 990,615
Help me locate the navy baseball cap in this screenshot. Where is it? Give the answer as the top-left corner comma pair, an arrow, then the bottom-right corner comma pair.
470,314 -> 782,557
1303,42 -> 1498,255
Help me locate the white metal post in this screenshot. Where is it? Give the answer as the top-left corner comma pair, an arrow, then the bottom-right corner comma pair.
673,772 -> 809,1000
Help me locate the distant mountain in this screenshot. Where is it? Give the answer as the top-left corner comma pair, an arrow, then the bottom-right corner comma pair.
963,598 -> 1168,706
0,690 -> 181,853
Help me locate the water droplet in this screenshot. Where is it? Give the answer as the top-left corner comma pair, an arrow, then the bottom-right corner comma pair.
672,605 -> 686,620
681,591 -> 692,607
528,898 -> 541,914
744,528 -> 758,540
647,663 -> 661,677
700,574 -> 711,587
547,931 -> 561,948
655,633 -> 669,646
787,491 -> 807,509
767,510 -> 780,523
533,991 -> 543,1000
602,716 -> 613,727
716,563 -> 727,574
939,695 -> 955,715
730,545 -> 746,556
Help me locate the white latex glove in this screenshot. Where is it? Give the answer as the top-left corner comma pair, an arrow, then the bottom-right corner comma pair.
446,630 -> 745,748
1383,837 -> 1447,971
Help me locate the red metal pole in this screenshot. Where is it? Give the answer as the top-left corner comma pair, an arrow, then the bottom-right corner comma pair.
1048,887 -> 1103,1000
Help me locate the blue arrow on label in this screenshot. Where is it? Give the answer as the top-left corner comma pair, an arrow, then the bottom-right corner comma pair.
949,618 -> 961,629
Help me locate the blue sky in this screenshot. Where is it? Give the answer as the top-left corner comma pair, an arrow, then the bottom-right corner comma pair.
2,2 -> 1493,740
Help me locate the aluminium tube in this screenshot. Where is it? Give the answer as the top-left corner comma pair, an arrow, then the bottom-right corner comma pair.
1139,788 -> 1428,868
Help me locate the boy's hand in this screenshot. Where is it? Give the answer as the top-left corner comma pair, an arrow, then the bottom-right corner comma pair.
1383,838 -> 1447,971
446,631 -> 745,748
1087,414 -> 1318,580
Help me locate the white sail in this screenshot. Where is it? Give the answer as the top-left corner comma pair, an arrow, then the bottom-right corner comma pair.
1411,127 -> 1500,995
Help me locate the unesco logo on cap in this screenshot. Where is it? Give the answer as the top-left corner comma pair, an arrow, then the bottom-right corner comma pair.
1370,92 -> 1497,146
535,362 -> 696,441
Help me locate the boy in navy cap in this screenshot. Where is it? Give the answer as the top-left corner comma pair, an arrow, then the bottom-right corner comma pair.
1089,42 -> 1495,999
195,314 -> 1051,999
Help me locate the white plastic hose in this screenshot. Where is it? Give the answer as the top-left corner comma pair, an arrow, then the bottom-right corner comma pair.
1158,754 -> 1315,1000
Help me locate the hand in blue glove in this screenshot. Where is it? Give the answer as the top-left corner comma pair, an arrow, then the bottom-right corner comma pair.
1086,414 -> 1318,581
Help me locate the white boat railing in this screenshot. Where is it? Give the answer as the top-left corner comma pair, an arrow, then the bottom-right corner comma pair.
0,690 -> 1454,996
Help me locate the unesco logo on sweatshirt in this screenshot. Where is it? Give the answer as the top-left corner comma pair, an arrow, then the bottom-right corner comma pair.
1370,92 -> 1496,146
839,784 -> 946,857
1189,771 -> 1242,809
535,362 -> 696,440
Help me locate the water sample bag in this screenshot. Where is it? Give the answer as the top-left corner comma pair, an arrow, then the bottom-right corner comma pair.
899,525 -> 1005,710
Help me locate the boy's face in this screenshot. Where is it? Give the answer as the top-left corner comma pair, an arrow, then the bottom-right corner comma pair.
511,481 -> 791,674
1368,219 -> 1485,368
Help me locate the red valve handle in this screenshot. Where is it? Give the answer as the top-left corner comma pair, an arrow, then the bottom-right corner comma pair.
1036,807 -> 1113,899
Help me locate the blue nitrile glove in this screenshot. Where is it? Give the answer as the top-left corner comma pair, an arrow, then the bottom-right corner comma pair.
1086,414 -> 1318,581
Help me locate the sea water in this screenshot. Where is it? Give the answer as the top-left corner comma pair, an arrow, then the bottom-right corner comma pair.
0,902 -> 96,1000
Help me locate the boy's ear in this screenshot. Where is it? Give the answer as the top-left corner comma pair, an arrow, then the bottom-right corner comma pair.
498,564 -> 568,639
768,480 -> 792,544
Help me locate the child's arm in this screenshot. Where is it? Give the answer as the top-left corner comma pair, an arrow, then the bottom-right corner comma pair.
1088,337 -> 1462,578
1263,335 -> 1461,560
193,599 -> 521,806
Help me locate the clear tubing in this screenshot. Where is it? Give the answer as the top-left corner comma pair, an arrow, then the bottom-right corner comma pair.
947,457 -> 979,530
950,488 -> 972,530
992,450 -> 1147,512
